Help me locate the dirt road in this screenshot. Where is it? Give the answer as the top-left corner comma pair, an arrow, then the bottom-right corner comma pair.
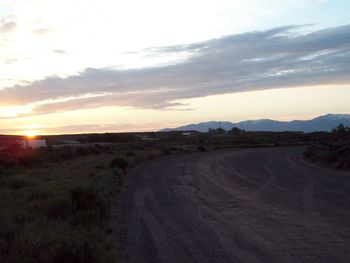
122,147 -> 350,263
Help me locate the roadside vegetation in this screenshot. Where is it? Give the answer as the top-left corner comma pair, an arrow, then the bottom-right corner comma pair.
0,144 -> 163,263
303,124 -> 350,170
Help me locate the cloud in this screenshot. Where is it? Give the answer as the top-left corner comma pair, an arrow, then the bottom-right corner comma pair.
1,20 -> 17,33
5,59 -> 18,64
1,24 -> 350,117
32,27 -> 51,35
0,123 -> 158,134
43,122 -> 163,133
53,49 -> 68,55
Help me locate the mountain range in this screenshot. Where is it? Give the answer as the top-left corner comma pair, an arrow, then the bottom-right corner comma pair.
162,114 -> 350,133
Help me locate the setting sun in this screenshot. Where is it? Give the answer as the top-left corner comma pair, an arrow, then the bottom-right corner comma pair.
25,130 -> 38,138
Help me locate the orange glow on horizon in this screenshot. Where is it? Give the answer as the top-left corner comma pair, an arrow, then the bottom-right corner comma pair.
25,130 -> 38,139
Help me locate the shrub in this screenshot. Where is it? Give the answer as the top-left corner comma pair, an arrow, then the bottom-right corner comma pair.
47,198 -> 72,220
2,222 -> 115,263
53,240 -> 96,263
70,187 -> 98,211
95,164 -> 105,169
125,151 -> 135,157
109,157 -> 128,172
12,210 -> 36,225
28,187 -> 51,201
304,141 -> 350,170
5,176 -> 35,189
71,209 -> 103,226
92,170 -> 123,199
70,186 -> 108,225
52,227 -> 112,263
5,223 -> 47,263
161,148 -> 171,155
197,145 -> 206,152
0,218 -> 16,244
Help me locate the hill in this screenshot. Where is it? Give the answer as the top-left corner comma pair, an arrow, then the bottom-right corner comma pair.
162,114 -> 350,132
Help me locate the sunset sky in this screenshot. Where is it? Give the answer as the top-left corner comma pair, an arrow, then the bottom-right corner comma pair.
1,0 -> 350,135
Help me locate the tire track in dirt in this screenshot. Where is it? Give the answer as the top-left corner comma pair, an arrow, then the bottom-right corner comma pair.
122,147 -> 350,263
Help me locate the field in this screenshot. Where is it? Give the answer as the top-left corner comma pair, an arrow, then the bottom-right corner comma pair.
0,128 -> 349,262
0,143 -> 164,263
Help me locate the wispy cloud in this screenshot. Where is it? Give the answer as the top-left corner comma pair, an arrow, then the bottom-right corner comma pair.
32,27 -> 51,35
0,122 -> 159,134
1,24 -> 350,117
5,59 -> 18,64
53,49 -> 68,55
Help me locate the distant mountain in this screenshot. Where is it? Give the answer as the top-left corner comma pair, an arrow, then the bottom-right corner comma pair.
162,114 -> 350,132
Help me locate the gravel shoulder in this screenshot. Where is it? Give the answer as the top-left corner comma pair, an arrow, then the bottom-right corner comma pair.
122,147 -> 350,263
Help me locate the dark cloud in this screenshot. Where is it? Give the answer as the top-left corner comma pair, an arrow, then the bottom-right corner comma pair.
1,24 -> 350,116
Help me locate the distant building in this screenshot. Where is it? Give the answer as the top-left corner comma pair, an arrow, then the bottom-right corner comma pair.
20,139 -> 46,149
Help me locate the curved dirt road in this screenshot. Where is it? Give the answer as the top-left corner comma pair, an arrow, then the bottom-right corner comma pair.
122,147 -> 350,263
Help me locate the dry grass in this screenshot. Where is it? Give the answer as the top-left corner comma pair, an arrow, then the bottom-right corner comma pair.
0,152 -> 124,263
0,144 -> 169,263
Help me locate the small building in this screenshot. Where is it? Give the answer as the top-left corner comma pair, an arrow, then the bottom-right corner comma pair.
20,139 -> 46,149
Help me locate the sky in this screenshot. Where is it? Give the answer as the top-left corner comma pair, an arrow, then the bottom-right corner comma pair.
0,0 -> 350,135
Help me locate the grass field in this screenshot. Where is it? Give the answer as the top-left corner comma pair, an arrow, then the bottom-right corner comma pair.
0,145 -> 165,263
